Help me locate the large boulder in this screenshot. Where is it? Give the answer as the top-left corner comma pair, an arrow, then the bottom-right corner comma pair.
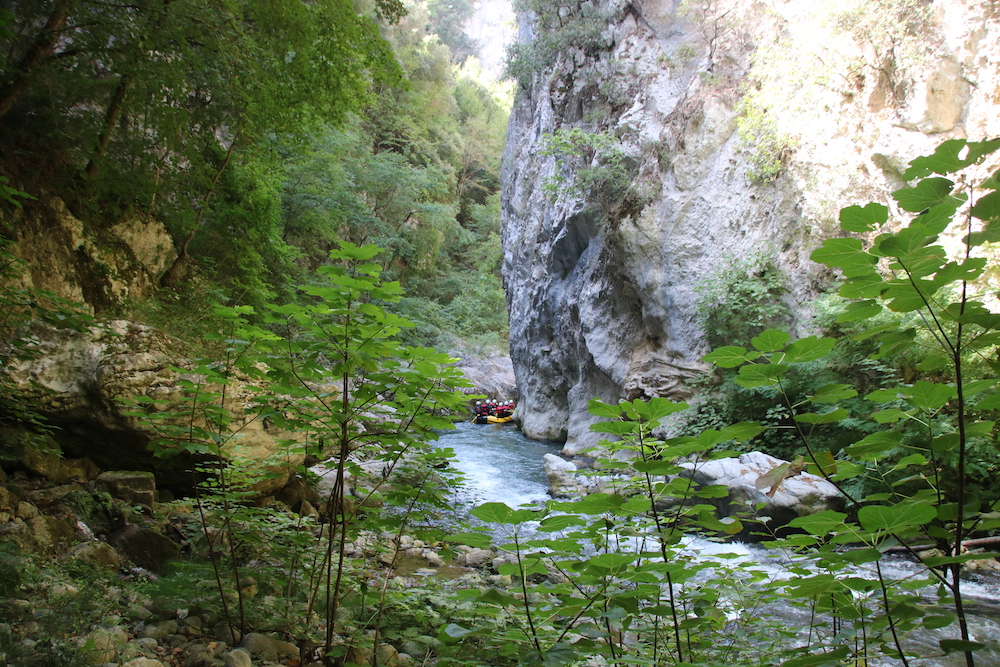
680,451 -> 844,539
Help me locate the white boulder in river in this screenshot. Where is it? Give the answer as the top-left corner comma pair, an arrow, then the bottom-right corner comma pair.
679,452 -> 844,535
545,450 -> 842,538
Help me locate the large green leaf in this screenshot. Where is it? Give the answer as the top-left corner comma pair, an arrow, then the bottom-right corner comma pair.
587,398 -> 623,419
793,407 -> 848,424
445,531 -> 494,548
723,421 -> 765,442
811,238 -> 878,276
471,502 -> 537,524
858,502 -> 936,533
752,329 -> 791,352
839,273 -> 887,299
845,431 -> 903,459
900,139 -> 970,179
590,420 -> 638,435
839,203 -> 888,232
939,639 -> 986,655
780,646 -> 850,667
734,363 -> 790,388
787,510 -> 848,536
904,381 -> 956,411
892,177 -> 955,212
536,515 -> 584,532
971,189 -> 1000,221
809,383 -> 858,403
635,396 -> 689,422
703,346 -> 758,368
836,300 -> 883,323
780,336 -> 835,363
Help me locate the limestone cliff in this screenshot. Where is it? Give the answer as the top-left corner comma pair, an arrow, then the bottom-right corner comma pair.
501,0 -> 1000,452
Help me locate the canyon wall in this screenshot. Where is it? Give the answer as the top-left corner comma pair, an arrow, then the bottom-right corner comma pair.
501,0 -> 1000,452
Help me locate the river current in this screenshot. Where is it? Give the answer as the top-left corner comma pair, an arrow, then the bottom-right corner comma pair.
435,420 -> 1000,666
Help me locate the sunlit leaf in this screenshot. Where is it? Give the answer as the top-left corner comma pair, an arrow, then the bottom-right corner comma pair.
734,363 -> 789,388
971,190 -> 1000,221
781,336 -> 836,363
751,329 -> 791,352
892,177 -> 955,212
858,502 -> 936,533
839,203 -> 888,232
703,346 -> 757,368
811,238 -> 878,277
836,300 -> 883,323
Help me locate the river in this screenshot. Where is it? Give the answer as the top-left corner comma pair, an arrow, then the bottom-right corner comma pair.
435,420 -> 1000,666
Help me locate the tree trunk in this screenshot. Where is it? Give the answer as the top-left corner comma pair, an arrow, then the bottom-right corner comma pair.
84,74 -> 132,179
0,0 -> 76,122
160,136 -> 239,287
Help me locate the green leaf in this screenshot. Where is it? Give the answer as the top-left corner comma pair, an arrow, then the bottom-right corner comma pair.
722,421 -> 764,443
751,329 -> 791,352
939,639 -> 986,655
858,502 -> 936,533
892,453 -> 928,470
905,381 -> 956,411
537,515 -> 584,532
877,224 -> 940,259
871,408 -> 911,424
973,393 -> 1000,410
703,346 -> 758,368
811,238 -> 878,277
641,396 -> 690,421
836,300 -> 883,323
781,336 -> 836,363
867,387 -> 904,403
445,532 -> 493,549
809,383 -> 858,403
839,203 -> 888,232
587,398 -> 623,419
971,189 -> 1000,221
793,408 -> 848,424
787,510 -> 848,536
899,139 -> 1000,179
922,615 -> 956,630
439,623 -> 481,645
589,421 -> 638,435
733,363 -> 789,389
892,177 -> 955,212
632,460 -> 681,476
901,139 -> 967,178
839,273 -> 887,299
845,431 -> 903,459
471,502 -> 521,524
780,646 -> 850,667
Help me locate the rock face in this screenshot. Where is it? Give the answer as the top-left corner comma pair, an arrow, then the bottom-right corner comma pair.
501,0 -> 1000,452
6,320 -> 304,496
6,196 -> 174,311
453,353 -> 517,401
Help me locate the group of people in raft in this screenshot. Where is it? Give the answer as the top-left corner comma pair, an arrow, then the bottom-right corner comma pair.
471,399 -> 516,424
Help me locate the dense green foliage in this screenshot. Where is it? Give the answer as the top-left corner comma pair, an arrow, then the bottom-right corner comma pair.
0,0 -> 511,351
124,243 -> 472,664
